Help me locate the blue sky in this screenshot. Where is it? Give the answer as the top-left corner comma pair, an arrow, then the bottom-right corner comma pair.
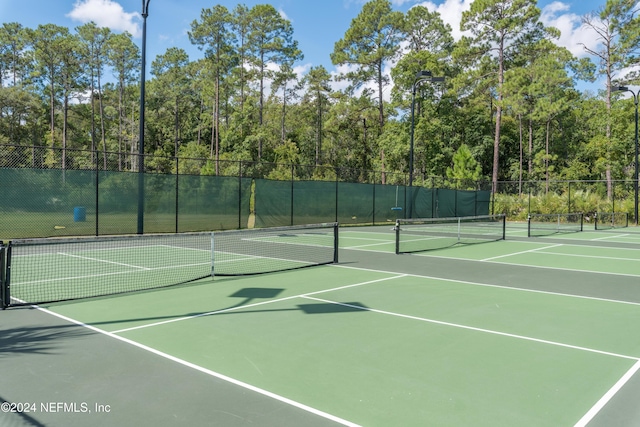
1,0 -> 604,92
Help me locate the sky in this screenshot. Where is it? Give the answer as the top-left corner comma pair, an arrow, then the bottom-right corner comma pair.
0,0 -> 606,93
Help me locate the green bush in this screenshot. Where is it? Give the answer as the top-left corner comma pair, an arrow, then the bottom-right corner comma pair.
494,189 -> 633,222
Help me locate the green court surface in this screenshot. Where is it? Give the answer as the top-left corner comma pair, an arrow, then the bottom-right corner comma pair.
3,223 -> 640,426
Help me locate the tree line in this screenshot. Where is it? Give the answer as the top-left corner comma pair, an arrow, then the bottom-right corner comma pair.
0,0 -> 639,193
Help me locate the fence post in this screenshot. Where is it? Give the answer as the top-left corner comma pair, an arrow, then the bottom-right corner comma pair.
335,168 -> 339,223
372,171 -> 376,225
95,158 -> 99,236
238,160 -> 243,229
175,156 -> 179,233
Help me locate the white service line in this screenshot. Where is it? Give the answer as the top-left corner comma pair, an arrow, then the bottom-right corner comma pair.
591,233 -> 630,241
481,244 -> 563,261
301,296 -> 639,361
33,306 -> 362,427
573,359 -> 640,427
111,274 -> 407,334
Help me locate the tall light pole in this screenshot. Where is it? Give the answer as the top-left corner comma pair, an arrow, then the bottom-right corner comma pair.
409,70 -> 444,218
138,0 -> 150,234
613,86 -> 639,225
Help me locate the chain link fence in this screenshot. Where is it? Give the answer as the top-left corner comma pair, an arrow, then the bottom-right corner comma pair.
5,144 -> 632,239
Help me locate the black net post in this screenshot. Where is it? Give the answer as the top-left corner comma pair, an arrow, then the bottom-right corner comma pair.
333,223 -> 339,264
0,243 -> 6,309
2,243 -> 11,308
395,220 -> 400,255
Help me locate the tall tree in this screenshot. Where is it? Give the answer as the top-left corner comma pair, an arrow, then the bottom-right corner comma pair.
106,32 -> 139,171
272,63 -> 299,145
247,4 -> 302,159
189,5 -> 235,170
460,0 -> 542,192
151,47 -> 191,157
77,22 -> 112,168
302,66 -> 333,165
56,33 -> 84,168
0,23 -> 29,86
28,24 -> 69,148
231,4 -> 251,127
331,0 -> 403,130
582,0 -> 640,196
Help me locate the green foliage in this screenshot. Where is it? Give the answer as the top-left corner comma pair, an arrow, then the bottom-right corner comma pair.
446,144 -> 482,189
0,0 -> 638,195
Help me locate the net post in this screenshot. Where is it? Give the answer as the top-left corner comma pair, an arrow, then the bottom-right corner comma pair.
0,242 -> 5,309
2,243 -> 11,309
579,212 -> 583,231
527,215 -> 531,238
395,219 -> 400,255
211,232 -> 215,279
501,214 -> 506,240
333,223 -> 339,264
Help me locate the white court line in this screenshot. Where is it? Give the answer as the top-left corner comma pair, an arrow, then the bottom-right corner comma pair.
407,250 -> 640,278
37,264 -> 640,426
343,240 -> 394,249
330,264 -> 640,307
481,244 -> 563,261
301,296 -> 639,361
59,252 -> 151,270
574,359 -> 640,427
540,251 -> 640,262
11,262 -> 211,286
111,274 -> 407,334
33,306 -> 361,427
591,233 -> 631,241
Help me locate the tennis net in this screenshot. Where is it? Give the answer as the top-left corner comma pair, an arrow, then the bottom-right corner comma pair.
527,213 -> 583,237
395,214 -> 506,254
212,222 -> 338,276
595,212 -> 629,230
1,223 -> 339,307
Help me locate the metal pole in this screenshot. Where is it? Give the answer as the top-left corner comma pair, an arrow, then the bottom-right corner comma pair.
408,85 -> 417,219
138,0 -> 150,235
635,92 -> 638,225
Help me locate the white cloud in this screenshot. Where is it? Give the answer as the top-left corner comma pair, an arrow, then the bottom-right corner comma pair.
415,0 -> 474,41
279,8 -> 291,22
67,0 -> 141,37
540,1 -> 596,58
414,0 -> 597,59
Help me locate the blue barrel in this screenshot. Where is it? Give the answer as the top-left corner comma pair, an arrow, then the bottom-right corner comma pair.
73,206 -> 86,222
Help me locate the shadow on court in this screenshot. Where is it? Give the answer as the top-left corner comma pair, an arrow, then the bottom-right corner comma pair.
0,322 -> 92,357
0,395 -> 46,427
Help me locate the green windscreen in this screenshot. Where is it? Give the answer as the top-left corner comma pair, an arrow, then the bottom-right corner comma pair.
293,180 -> 337,225
337,182 -> 373,225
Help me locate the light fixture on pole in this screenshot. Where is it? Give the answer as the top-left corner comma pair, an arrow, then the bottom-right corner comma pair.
613,85 -> 639,225
138,0 -> 151,234
408,70 -> 444,218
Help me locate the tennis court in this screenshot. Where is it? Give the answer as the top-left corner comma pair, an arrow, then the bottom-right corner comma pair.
3,221 -> 640,426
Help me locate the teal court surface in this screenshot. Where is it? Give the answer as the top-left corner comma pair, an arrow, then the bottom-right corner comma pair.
3,222 -> 640,426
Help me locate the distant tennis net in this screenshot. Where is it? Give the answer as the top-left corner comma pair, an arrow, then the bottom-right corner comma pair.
1,223 -> 339,307
212,222 -> 338,276
527,213 -> 583,237
595,212 -> 629,230
395,214 -> 506,254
